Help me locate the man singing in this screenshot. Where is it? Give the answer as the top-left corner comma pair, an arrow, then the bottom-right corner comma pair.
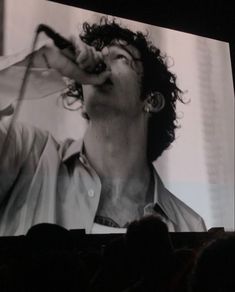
0,18 -> 206,235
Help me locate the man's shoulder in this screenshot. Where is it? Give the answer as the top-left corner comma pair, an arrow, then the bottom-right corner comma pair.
0,121 -> 60,153
164,188 -> 202,219
163,187 -> 206,232
1,120 -> 41,140
154,172 -> 207,231
4,121 -> 83,161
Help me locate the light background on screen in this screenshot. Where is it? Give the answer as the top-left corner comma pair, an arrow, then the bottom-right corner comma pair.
2,0 -> 234,230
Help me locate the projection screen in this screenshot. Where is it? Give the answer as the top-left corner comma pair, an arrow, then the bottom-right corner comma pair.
0,0 -> 234,234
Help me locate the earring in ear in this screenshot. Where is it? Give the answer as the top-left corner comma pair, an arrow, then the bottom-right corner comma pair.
147,91 -> 165,111
148,92 -> 160,107
144,105 -> 151,113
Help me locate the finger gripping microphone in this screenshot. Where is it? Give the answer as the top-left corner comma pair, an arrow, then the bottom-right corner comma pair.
36,24 -> 106,74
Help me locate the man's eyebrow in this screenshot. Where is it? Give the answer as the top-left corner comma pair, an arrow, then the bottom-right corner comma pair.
113,44 -> 142,62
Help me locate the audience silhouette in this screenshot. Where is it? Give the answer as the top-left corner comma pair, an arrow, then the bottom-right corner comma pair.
191,234 -> 235,292
0,218 -> 234,292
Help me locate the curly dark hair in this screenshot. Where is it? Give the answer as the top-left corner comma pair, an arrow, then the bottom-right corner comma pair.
65,17 -> 184,162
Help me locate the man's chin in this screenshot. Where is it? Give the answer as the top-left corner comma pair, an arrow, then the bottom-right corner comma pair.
86,103 -> 122,121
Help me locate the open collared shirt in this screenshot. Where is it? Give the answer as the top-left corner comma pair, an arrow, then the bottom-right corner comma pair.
0,122 -> 207,236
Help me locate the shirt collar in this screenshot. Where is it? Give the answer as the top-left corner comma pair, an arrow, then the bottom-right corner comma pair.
152,169 -> 177,225
60,139 -> 177,225
60,139 -> 83,162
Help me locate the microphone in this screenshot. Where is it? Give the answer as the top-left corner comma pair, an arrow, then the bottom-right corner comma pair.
36,24 -> 106,74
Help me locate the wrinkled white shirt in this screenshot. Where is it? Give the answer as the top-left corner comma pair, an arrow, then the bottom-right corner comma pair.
0,122 -> 206,235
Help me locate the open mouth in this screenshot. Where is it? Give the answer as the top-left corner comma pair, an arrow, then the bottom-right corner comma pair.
95,77 -> 113,90
102,77 -> 113,86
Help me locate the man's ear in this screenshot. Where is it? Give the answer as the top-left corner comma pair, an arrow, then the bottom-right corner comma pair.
144,92 -> 165,113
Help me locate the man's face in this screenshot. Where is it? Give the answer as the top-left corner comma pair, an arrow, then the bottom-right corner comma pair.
82,40 -> 145,120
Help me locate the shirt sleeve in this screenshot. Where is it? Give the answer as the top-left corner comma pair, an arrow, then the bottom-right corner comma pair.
0,47 -> 66,117
197,216 -> 207,232
0,121 -> 48,204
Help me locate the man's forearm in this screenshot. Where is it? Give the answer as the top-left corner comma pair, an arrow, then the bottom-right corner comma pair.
0,47 -> 66,119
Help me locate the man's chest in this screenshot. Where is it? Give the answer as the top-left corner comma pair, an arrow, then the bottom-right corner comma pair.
95,183 -> 149,227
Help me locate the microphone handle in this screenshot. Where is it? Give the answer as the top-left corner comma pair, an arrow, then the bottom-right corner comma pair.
37,24 -> 75,51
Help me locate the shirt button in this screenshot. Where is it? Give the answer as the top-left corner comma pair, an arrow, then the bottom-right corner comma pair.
41,70 -> 50,77
88,189 -> 95,198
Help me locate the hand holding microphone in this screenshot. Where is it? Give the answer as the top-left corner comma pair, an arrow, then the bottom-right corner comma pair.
37,24 -> 111,85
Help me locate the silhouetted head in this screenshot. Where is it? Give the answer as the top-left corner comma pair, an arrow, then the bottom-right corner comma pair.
125,215 -> 174,265
191,234 -> 235,292
26,223 -> 74,251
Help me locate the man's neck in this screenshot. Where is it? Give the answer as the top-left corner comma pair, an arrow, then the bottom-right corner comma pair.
83,115 -> 150,185
83,115 -> 153,226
